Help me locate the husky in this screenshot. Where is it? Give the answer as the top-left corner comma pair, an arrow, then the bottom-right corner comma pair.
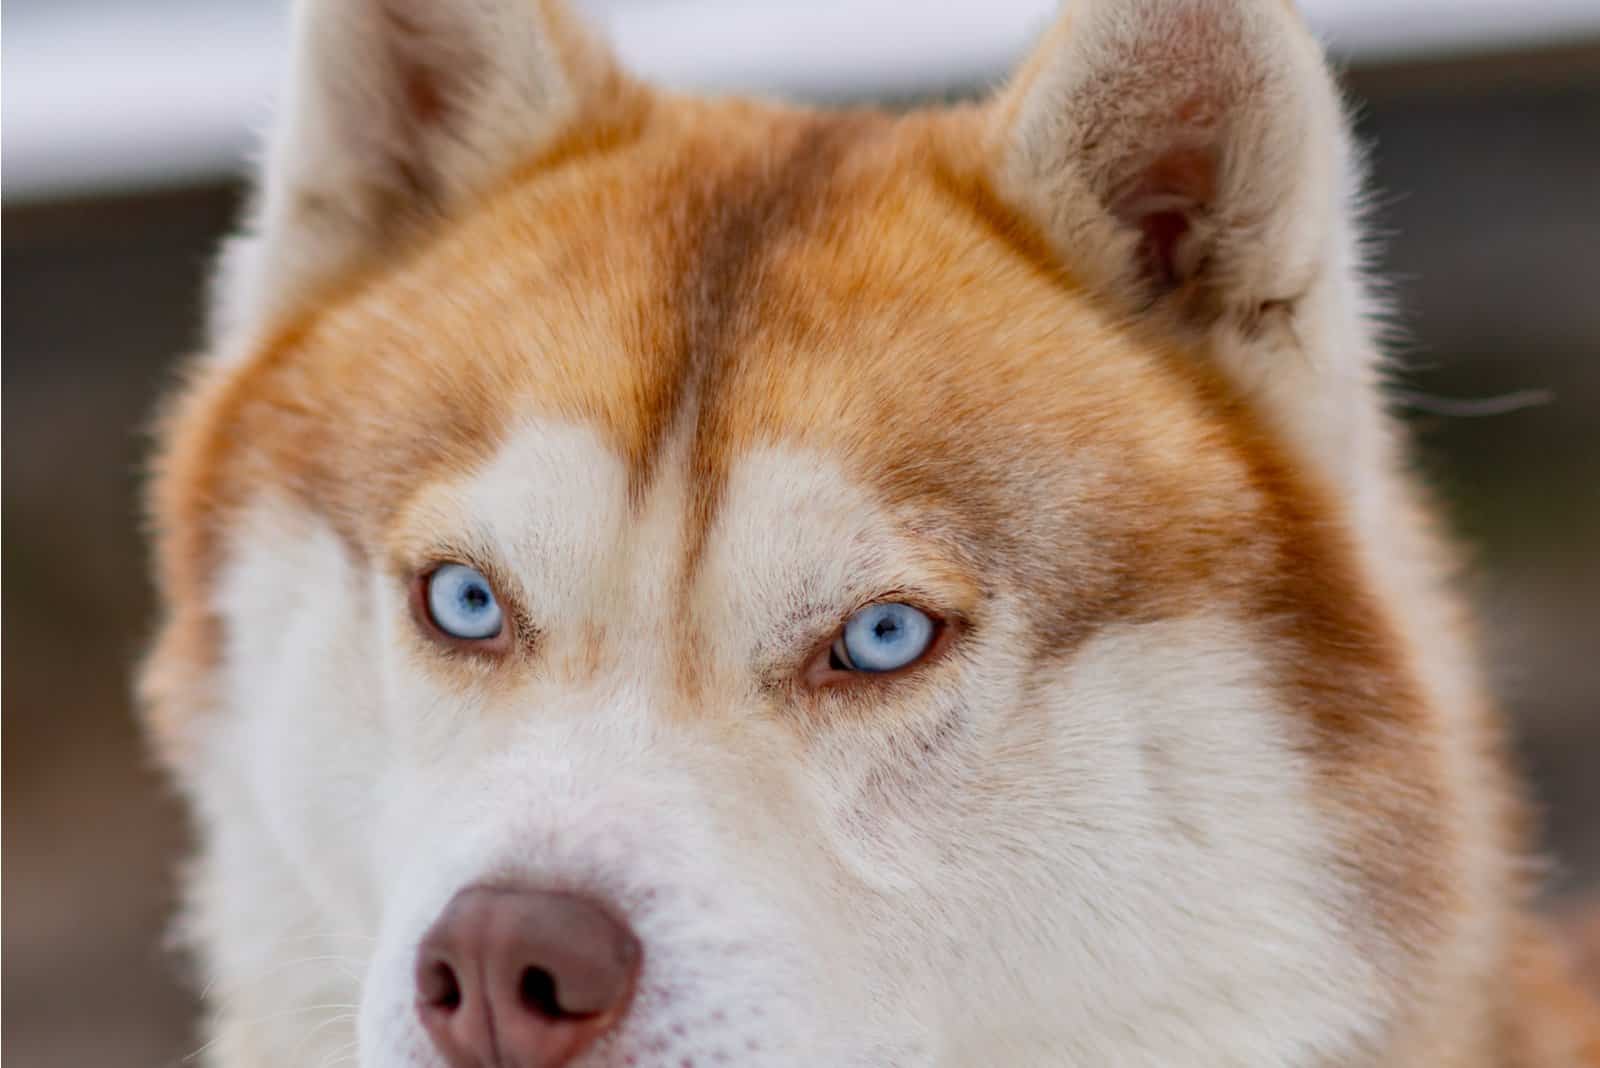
140,0 -> 1600,1064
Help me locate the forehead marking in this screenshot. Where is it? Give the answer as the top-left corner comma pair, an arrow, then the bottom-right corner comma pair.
637,113 -> 888,559
627,112 -> 889,492
627,112 -> 889,693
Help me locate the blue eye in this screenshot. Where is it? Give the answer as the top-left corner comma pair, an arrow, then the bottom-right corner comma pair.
424,564 -> 503,641
834,603 -> 936,673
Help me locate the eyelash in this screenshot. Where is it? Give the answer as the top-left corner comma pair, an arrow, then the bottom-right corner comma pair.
803,604 -> 955,690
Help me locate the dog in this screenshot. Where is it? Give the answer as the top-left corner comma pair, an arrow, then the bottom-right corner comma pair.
140,0 -> 1600,1064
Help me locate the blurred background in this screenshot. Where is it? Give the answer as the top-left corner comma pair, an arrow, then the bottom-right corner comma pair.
4,1 -> 1598,1064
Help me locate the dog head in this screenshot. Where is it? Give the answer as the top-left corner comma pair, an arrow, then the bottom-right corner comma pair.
143,2 -> 1484,1064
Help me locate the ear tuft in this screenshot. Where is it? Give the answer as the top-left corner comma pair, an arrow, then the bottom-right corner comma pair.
992,0 -> 1347,323
211,0 -> 627,355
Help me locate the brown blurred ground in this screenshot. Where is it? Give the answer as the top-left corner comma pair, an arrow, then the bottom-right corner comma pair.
5,55 -> 1599,1068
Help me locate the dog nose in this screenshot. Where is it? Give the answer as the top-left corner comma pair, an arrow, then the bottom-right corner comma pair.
415,886 -> 641,1068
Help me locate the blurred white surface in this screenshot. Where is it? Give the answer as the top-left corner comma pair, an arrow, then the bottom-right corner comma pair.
5,0 -> 1600,202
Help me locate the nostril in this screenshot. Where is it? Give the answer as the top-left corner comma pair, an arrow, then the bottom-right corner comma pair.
419,958 -> 462,1011
520,966 -> 578,1019
417,886 -> 642,1066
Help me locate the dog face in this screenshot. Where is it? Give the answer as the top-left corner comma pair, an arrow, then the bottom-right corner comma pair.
143,2 -> 1482,1065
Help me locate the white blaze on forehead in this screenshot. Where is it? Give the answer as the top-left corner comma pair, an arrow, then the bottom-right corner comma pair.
399,419 -> 704,674
699,445 -> 965,672
436,420 -> 636,620
411,428 -> 958,688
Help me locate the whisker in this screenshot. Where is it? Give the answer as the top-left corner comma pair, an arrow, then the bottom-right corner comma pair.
1390,387 -> 1554,418
182,1004 -> 363,1065
201,954 -> 366,1001
292,1011 -> 360,1065
316,1038 -> 362,1068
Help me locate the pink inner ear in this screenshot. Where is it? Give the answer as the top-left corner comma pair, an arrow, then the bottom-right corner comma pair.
402,64 -> 451,127
380,5 -> 468,132
1112,143 -> 1217,289
1137,210 -> 1193,289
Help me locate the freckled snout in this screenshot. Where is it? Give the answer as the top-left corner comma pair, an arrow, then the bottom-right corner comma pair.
415,886 -> 642,1068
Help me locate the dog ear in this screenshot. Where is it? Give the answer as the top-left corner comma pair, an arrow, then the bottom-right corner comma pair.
990,0 -> 1386,491
212,0 -> 627,352
990,0 -> 1350,326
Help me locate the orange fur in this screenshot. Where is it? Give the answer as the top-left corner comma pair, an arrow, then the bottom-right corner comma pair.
142,4 -> 1599,1062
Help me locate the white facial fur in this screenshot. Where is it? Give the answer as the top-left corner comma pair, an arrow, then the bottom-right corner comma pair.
177,420 -> 1388,1067
160,1 -> 1439,1063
